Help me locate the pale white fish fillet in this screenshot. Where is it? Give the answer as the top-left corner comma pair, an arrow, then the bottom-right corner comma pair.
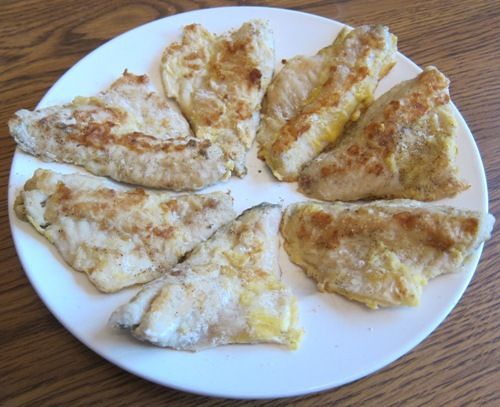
111,203 -> 302,351
15,169 -> 236,292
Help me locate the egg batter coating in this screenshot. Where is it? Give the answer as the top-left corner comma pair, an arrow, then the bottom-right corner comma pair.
299,67 -> 469,201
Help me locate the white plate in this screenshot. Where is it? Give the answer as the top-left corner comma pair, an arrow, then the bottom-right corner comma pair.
8,6 -> 489,399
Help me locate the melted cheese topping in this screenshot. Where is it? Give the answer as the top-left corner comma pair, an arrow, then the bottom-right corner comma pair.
15,169 -> 236,292
281,200 -> 494,308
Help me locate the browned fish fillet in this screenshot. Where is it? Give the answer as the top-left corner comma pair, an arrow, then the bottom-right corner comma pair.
9,71 -> 232,191
162,20 -> 274,176
258,25 -> 397,181
111,203 -> 302,351
299,67 -> 469,201
15,169 -> 236,292
281,200 -> 494,308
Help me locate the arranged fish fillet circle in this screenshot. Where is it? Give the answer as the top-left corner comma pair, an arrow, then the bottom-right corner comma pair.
8,16 -> 493,362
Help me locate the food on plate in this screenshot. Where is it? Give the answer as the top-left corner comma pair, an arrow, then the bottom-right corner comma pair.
281,200 -> 494,308
15,169 -> 236,292
9,71 -> 232,191
257,25 -> 397,181
299,66 -> 469,201
111,203 -> 302,351
161,20 -> 274,176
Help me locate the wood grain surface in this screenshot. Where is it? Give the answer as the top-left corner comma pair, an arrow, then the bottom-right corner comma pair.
1,0 -> 499,405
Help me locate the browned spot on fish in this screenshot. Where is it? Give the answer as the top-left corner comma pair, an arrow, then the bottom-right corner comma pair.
320,165 -> 336,177
297,224 -> 310,240
461,218 -> 479,235
186,63 -> 201,70
347,144 -> 360,156
124,188 -> 147,205
204,198 -> 219,209
383,100 -> 401,120
160,200 -> 179,213
394,212 -> 455,251
235,100 -> 252,120
418,68 -> 449,92
365,121 -> 395,153
316,229 -> 339,250
248,68 -> 262,87
70,122 -> 202,155
408,92 -> 429,119
55,183 -> 72,201
184,52 -> 201,61
426,233 -> 454,251
152,226 -> 175,239
365,122 -> 383,140
434,93 -> 451,106
299,174 -> 312,191
393,212 -> 418,230
311,211 -> 333,227
359,31 -> 385,49
94,188 -> 116,200
165,43 -> 182,54
98,218 -> 111,231
344,66 -> 369,91
367,162 -> 384,175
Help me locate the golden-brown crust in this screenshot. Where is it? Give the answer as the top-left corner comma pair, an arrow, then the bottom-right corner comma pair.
65,120 -> 213,155
270,65 -> 371,156
288,203 -> 482,253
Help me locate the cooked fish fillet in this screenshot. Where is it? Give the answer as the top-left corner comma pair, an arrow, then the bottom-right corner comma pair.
161,20 -> 274,176
299,67 -> 469,201
281,200 -> 494,308
258,25 -> 397,181
9,71 -> 232,191
15,169 -> 236,292
111,203 -> 302,351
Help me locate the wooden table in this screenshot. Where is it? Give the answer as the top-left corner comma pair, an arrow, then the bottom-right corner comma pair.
1,1 -> 498,405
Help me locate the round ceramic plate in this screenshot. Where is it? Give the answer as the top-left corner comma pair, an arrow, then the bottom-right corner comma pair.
8,6 -> 488,399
